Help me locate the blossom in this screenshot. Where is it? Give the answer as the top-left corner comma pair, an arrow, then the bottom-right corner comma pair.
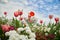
18,9 -> 23,16
14,11 -> 19,17
44,27 -> 51,32
5,32 -> 9,36
19,35 -> 28,40
4,11 -> 7,15
28,15 -> 31,18
40,20 -> 43,24
54,17 -> 59,23
45,33 -> 48,36
49,15 -> 53,19
17,28 -> 24,33
5,27 -> 36,40
1,24 -> 10,32
19,17 -> 23,20
29,11 -> 35,16
28,38 -> 36,40
26,30 -> 31,34
24,27 -> 30,30
29,33 -> 36,38
9,26 -> 15,30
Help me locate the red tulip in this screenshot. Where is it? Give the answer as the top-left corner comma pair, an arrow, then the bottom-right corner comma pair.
18,9 -> 23,16
4,12 -> 7,15
18,11 -> 23,16
28,15 -> 31,18
49,15 -> 53,19
14,11 -> 19,17
1,24 -> 10,32
28,15 -> 31,20
54,17 -> 59,23
19,17 -> 23,20
40,20 -> 43,24
29,11 -> 35,16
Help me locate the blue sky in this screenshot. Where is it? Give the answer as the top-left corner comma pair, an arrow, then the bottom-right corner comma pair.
0,0 -> 60,24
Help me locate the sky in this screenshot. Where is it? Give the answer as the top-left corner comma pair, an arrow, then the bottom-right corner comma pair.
0,0 -> 60,24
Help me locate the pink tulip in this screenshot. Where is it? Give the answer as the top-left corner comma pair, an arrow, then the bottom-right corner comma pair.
1,24 -> 10,32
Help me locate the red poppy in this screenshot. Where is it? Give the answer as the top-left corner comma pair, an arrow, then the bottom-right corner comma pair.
49,15 -> 53,19
40,20 -> 43,24
4,12 -> 7,15
29,11 -> 35,16
14,11 -> 19,17
54,17 -> 59,23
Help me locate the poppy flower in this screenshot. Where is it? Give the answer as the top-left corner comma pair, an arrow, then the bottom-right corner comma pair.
4,12 -> 7,15
54,17 -> 59,23
29,11 -> 35,16
14,11 -> 19,17
49,15 -> 53,19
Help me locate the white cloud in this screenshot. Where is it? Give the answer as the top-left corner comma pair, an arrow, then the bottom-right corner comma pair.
53,5 -> 58,9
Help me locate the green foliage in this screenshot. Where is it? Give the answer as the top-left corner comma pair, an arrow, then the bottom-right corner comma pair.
10,18 -> 24,28
0,17 -> 8,40
0,17 -> 8,25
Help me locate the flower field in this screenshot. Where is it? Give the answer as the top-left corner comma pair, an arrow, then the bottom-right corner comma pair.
0,10 -> 60,40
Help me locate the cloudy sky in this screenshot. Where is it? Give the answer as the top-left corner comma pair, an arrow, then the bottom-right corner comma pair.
0,0 -> 60,24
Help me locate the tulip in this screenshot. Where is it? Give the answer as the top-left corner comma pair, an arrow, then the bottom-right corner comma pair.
9,26 -> 15,30
49,15 -> 53,19
40,20 -> 43,25
14,11 -> 19,17
28,15 -> 31,20
54,17 -> 59,23
49,15 -> 53,24
18,9 -> 23,16
4,12 -> 7,15
29,11 -> 35,16
4,12 -> 7,17
1,24 -> 10,32
19,17 -> 23,20
28,15 -> 31,18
